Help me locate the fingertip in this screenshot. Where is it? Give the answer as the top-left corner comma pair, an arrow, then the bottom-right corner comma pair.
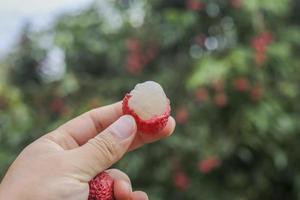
131,191 -> 149,200
106,169 -> 131,185
109,115 -> 137,140
128,116 -> 176,151
168,116 -> 176,134
124,114 -> 137,131
160,116 -> 176,137
114,180 -> 132,200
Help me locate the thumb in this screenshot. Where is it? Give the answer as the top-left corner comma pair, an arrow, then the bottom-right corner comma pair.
67,115 -> 136,179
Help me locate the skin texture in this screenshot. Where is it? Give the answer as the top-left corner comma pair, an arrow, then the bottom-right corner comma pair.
0,101 -> 175,200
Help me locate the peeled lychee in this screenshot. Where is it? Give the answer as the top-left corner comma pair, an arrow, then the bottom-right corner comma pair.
88,172 -> 114,200
122,81 -> 171,133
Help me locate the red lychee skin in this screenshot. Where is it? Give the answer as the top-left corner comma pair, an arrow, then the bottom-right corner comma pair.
122,94 -> 171,133
88,172 -> 114,200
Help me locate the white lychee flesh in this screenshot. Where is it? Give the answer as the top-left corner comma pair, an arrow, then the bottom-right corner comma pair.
128,81 -> 168,120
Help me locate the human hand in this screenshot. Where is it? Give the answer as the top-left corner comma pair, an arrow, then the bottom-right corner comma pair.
0,102 -> 175,200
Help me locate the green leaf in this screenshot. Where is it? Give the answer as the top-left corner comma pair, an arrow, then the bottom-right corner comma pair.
187,57 -> 229,89
244,0 -> 290,15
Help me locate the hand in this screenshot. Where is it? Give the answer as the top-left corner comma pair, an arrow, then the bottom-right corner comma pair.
0,102 -> 175,200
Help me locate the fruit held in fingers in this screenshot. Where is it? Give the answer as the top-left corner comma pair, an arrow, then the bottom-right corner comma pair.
122,81 -> 171,133
88,172 -> 114,200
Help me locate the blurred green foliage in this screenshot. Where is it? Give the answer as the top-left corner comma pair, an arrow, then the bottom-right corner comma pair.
1,0 -> 300,199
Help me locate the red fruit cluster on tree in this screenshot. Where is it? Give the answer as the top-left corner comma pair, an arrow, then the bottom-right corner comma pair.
251,32 -> 273,65
186,0 -> 205,11
175,106 -> 189,124
126,39 -> 158,75
214,93 -> 228,107
198,157 -> 221,174
230,0 -> 243,8
89,172 -> 115,200
195,87 -> 209,103
174,171 -> 190,191
234,77 -> 250,92
251,84 -> 264,101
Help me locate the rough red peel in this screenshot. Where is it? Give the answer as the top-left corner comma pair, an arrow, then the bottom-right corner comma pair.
122,81 -> 171,133
88,172 -> 114,200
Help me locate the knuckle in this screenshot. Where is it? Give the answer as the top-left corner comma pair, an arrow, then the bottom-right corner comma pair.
88,135 -> 119,164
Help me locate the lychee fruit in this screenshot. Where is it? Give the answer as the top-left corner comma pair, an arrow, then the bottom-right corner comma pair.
195,87 -> 209,103
251,84 -> 264,101
174,171 -> 190,191
88,172 -> 114,200
175,107 -> 189,125
198,157 -> 221,174
214,93 -> 228,107
234,77 -> 250,92
122,81 -> 171,133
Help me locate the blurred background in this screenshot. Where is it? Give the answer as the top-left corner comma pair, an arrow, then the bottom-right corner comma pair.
0,0 -> 300,199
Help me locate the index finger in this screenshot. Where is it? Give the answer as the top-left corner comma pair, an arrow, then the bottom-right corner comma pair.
56,101 -> 175,150
57,101 -> 123,146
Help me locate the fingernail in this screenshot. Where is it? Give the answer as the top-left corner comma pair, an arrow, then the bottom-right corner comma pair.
110,115 -> 136,139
